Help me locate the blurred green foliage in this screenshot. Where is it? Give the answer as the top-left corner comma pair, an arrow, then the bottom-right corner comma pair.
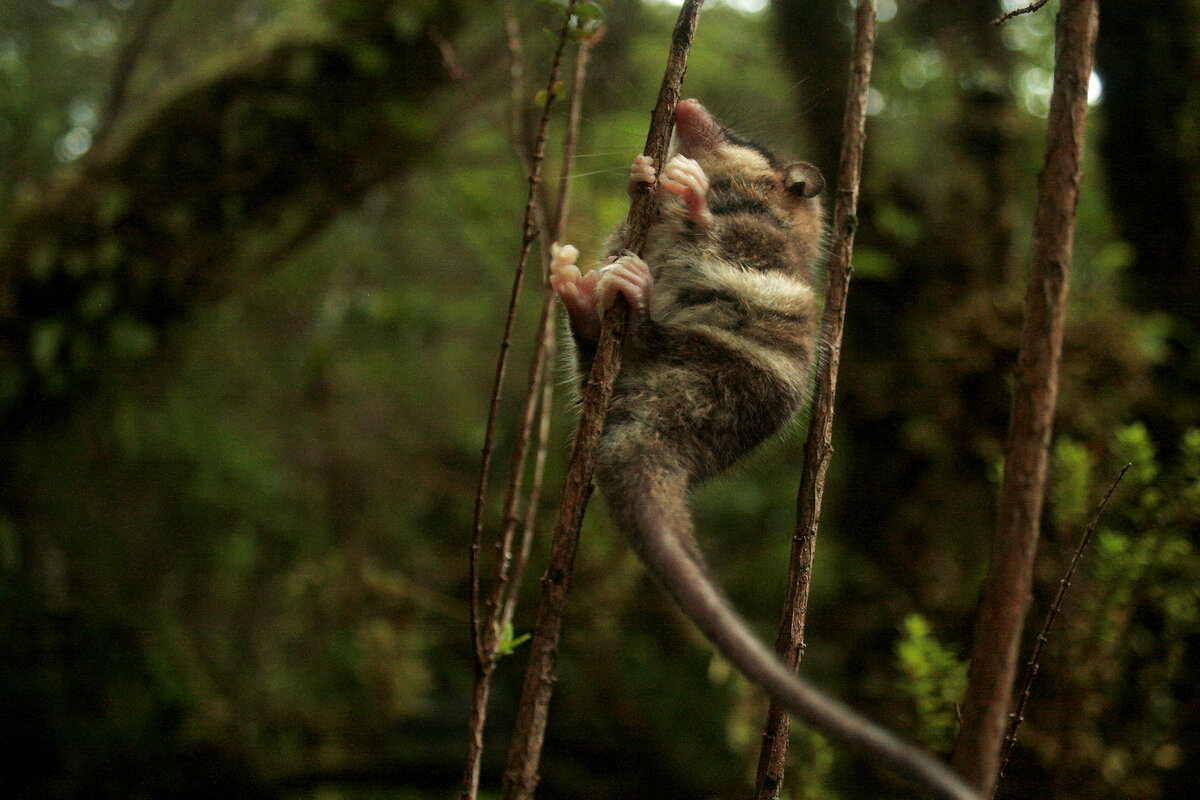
1002,423 -> 1200,800
894,614 -> 968,756
1,1 -> 1198,799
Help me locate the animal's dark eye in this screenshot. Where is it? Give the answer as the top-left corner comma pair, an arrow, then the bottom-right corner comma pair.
784,162 -> 825,199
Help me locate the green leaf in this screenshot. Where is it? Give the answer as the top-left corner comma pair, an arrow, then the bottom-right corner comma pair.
895,614 -> 968,753
1052,436 -> 1093,530
497,623 -> 531,656
574,2 -> 603,22
534,81 -> 564,108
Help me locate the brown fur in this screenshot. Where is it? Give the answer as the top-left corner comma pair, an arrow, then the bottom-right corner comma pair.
551,101 -> 978,800
585,102 -> 823,556
553,98 -> 825,632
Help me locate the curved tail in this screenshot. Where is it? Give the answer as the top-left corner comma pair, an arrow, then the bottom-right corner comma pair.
598,457 -> 981,800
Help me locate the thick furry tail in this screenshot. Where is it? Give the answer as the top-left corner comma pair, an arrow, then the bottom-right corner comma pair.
597,453 -> 980,800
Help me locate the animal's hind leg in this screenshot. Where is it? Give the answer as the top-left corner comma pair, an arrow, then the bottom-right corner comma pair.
593,427 -> 710,574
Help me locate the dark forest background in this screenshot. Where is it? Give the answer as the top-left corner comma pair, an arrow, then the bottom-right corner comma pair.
1,1 -> 1198,799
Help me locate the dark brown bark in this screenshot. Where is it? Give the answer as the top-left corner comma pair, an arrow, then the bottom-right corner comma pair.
773,0 -> 1024,623
500,4 -> 705,799
464,4 -> 582,797
951,0 -> 1099,793
754,2 -> 876,796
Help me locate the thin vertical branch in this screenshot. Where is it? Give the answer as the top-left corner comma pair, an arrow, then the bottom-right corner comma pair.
551,29 -> 599,240
501,368 -> 558,635
994,463 -> 1129,791
754,3 -> 876,797
499,32 -> 602,632
94,0 -> 174,149
467,0 -> 579,667
502,0 -> 528,154
951,0 -> 1099,793
462,5 -> 580,799
490,25 -> 598,634
501,4 -> 705,799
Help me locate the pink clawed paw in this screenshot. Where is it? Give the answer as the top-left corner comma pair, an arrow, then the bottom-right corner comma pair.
595,252 -> 652,319
550,242 -> 603,341
627,154 -> 658,196
661,155 -> 713,229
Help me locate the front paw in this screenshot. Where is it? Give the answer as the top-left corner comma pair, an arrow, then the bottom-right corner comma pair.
549,242 -> 583,303
626,154 -> 658,196
595,252 -> 652,322
661,154 -> 713,229
550,242 -> 602,341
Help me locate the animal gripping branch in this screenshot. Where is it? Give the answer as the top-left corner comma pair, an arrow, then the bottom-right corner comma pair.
500,3 -> 704,799
503,4 -> 982,800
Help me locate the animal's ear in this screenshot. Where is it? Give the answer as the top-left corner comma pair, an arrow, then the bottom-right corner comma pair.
784,162 -> 825,199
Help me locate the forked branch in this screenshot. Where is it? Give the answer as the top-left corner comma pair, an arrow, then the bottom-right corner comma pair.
993,0 -> 1052,26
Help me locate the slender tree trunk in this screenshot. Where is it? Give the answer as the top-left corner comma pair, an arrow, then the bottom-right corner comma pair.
951,1 -> 1099,793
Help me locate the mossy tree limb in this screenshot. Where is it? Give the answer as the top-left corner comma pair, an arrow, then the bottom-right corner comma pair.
0,2 -> 457,436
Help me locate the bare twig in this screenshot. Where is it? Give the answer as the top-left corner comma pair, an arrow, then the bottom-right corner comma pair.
951,0 -> 1100,793
94,0 -> 174,148
467,0 -> 579,667
754,2 -> 876,797
462,4 -> 581,799
501,366 -> 557,634
500,4 -> 705,799
994,463 -> 1130,791
490,20 -> 596,631
431,31 -> 514,149
502,0 -> 528,154
499,32 -> 602,632
993,0 -> 1052,27
462,20 -> 600,800
552,28 -> 601,243
489,298 -> 554,624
